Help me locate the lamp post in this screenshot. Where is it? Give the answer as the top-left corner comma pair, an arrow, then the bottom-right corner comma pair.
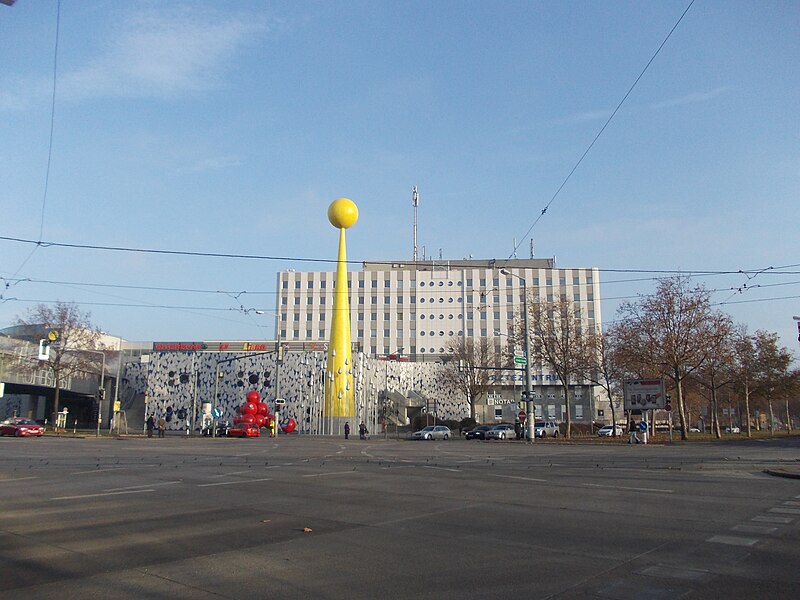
500,269 -> 534,442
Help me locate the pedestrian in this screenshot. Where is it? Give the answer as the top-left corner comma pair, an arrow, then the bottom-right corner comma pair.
344,422 -> 350,440
628,419 -> 640,444
514,421 -> 521,440
157,415 -> 166,438
146,415 -> 155,438
359,421 -> 368,440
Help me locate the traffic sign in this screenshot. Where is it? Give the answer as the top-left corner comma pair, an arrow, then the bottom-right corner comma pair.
212,407 -> 223,418
518,410 -> 527,422
514,356 -> 527,365
664,403 -> 672,412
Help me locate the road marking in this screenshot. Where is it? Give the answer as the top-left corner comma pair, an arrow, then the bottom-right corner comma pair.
492,474 -> 548,483
707,535 -> 759,547
198,478 -> 272,487
70,465 -> 159,475
732,524 -> 778,535
768,507 -> 800,515
422,465 -> 460,473
638,565 -> 711,582
782,500 -> 800,506
583,483 -> 674,493
210,470 -> 253,477
0,476 -> 37,482
104,481 -> 182,491
753,515 -> 792,524
302,471 -> 354,478
51,489 -> 155,500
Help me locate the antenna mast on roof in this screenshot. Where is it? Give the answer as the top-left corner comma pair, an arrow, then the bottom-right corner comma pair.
412,186 -> 419,261
530,239 -> 536,258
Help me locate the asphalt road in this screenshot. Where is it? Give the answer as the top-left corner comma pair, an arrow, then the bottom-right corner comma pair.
2,434 -> 800,599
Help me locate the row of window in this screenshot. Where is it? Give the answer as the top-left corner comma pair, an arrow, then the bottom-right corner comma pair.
282,274 -> 595,290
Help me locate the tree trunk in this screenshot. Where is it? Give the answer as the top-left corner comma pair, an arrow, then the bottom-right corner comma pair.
53,374 -> 62,427
563,381 -> 571,439
785,397 -> 792,435
767,397 -> 775,436
675,377 -> 688,440
608,389 -> 617,437
744,384 -> 752,438
711,385 -> 721,439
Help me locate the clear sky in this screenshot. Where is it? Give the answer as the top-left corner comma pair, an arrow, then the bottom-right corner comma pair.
1,1 -> 798,351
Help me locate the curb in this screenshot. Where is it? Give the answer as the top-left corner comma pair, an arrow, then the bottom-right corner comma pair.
763,468 -> 800,480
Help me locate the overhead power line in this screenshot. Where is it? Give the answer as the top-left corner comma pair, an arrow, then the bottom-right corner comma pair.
509,0 -> 696,259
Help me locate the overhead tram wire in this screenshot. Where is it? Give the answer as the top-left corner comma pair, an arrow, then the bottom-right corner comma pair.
505,0 -> 696,262
9,0 -> 61,280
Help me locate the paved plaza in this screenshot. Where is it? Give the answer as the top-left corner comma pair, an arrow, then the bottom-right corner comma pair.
2,434 -> 800,599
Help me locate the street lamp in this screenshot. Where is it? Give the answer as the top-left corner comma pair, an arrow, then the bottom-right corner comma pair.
500,269 -> 534,442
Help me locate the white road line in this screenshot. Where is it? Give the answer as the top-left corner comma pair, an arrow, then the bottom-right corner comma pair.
707,535 -> 759,547
769,507 -> 800,515
422,465 -> 460,473
210,470 -> 253,478
0,476 -> 37,482
732,524 -> 778,535
583,483 -> 674,493
753,515 -> 793,524
104,481 -> 182,491
198,477 -> 272,487
492,474 -> 548,483
302,471 -> 355,478
51,489 -> 156,500
782,500 -> 800,506
70,465 -> 159,475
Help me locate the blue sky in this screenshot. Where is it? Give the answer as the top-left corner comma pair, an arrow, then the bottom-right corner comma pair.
1,0 -> 798,350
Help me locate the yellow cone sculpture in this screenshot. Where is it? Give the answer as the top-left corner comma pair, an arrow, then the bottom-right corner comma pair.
325,198 -> 358,429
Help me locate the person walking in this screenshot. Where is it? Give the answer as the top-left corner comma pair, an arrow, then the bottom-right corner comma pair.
146,415 -> 155,438
344,422 -> 350,440
359,421 -> 368,440
157,415 -> 166,438
628,419 -> 640,444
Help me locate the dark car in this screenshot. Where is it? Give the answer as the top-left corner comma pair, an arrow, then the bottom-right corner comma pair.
0,417 -> 45,437
465,425 -> 492,440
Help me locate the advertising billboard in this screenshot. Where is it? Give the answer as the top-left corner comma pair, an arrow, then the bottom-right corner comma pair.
623,379 -> 665,411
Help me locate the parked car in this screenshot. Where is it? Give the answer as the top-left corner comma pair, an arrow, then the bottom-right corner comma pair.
411,425 -> 451,440
226,423 -> 261,438
485,424 -> 516,440
464,425 -> 492,440
725,426 -> 741,434
0,417 -> 45,437
597,424 -> 624,437
534,421 -> 560,438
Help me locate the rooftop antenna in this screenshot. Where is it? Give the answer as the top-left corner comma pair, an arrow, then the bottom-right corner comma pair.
512,238 -> 518,259
412,186 -> 419,261
530,239 -> 536,258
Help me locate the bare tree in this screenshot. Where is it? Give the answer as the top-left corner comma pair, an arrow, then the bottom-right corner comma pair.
439,336 -> 501,422
753,331 -> 793,435
16,302 -> 103,424
615,276 -> 730,440
731,326 -> 757,437
693,317 -> 735,439
579,324 -> 626,436
526,296 -> 588,439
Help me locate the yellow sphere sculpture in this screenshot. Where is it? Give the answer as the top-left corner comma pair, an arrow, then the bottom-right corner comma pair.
328,198 -> 359,229
325,198 -> 358,428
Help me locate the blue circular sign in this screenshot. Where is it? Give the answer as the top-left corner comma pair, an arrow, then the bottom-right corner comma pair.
211,407 -> 223,418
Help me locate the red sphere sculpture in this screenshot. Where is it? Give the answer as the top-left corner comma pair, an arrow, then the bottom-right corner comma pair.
246,390 -> 261,404
281,418 -> 297,433
241,413 -> 256,424
254,414 -> 266,427
240,402 -> 257,415
257,402 -> 269,416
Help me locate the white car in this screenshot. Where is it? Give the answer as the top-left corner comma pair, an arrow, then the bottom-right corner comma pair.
597,424 -> 624,437
725,426 -> 741,434
485,424 -> 516,440
534,421 -> 560,438
411,425 -> 451,440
